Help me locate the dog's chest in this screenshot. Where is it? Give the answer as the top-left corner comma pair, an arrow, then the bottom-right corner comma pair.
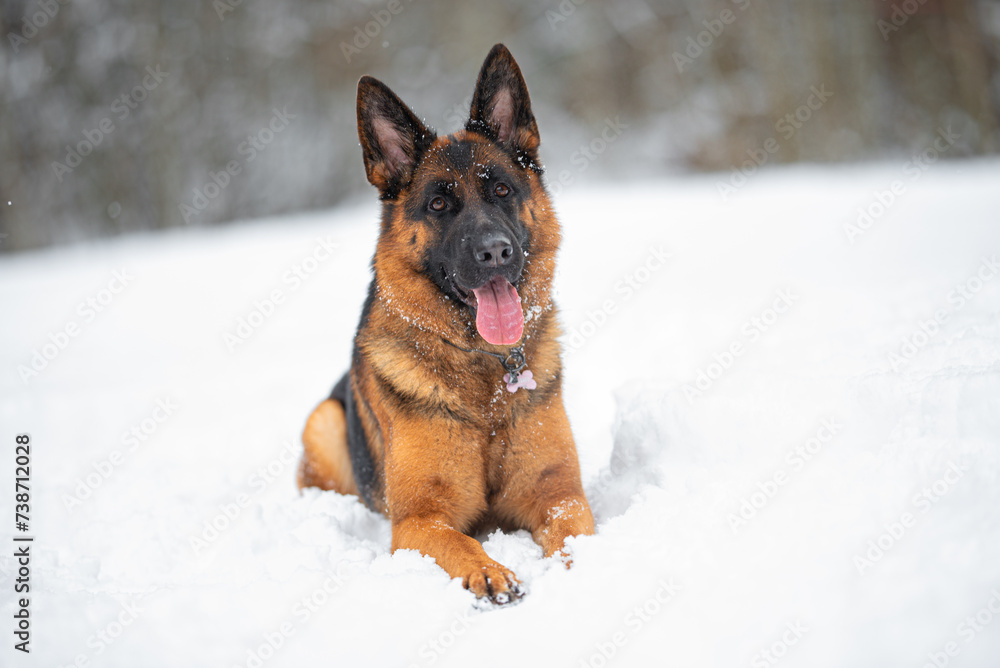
482,427 -> 512,497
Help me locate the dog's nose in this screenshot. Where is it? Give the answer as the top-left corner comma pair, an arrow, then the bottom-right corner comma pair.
474,233 -> 515,267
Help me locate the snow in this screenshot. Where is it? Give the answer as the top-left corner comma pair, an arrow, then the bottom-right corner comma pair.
2,159 -> 1000,667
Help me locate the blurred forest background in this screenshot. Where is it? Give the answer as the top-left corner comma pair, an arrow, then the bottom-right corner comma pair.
1,0 -> 998,252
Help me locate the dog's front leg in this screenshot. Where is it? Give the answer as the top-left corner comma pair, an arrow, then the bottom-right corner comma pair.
392,516 -> 520,602
530,492 -> 595,562
498,394 -> 596,561
385,418 -> 521,603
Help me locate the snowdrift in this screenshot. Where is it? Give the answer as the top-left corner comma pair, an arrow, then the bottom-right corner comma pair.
1,160 -> 999,667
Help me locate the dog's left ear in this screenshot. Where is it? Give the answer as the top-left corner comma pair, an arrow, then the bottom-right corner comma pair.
467,44 -> 540,168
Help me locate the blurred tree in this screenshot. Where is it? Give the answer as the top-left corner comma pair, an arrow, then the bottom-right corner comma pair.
0,0 -> 997,252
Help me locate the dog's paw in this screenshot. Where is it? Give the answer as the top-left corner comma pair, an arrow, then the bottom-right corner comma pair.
552,548 -> 573,569
463,562 -> 523,605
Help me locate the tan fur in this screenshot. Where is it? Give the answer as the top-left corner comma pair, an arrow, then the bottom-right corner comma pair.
297,399 -> 358,496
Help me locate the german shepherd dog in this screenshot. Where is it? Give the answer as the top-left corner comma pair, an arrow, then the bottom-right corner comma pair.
298,44 -> 594,604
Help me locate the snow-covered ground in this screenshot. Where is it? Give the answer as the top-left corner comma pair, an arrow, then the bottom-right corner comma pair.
2,159 -> 999,668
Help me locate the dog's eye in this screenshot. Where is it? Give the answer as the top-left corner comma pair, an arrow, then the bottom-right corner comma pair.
428,196 -> 447,212
494,183 -> 510,198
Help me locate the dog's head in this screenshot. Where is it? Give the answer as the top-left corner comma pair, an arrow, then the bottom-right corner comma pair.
357,44 -> 553,346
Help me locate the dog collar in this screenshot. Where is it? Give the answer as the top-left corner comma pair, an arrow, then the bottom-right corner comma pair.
443,341 -> 536,393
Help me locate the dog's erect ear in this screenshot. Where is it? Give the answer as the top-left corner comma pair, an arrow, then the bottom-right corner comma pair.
357,76 -> 437,198
467,44 -> 540,168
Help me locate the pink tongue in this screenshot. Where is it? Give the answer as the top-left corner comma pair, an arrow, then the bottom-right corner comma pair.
472,276 -> 524,345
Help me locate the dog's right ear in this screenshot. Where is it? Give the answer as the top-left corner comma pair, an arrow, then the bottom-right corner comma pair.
357,76 -> 436,198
